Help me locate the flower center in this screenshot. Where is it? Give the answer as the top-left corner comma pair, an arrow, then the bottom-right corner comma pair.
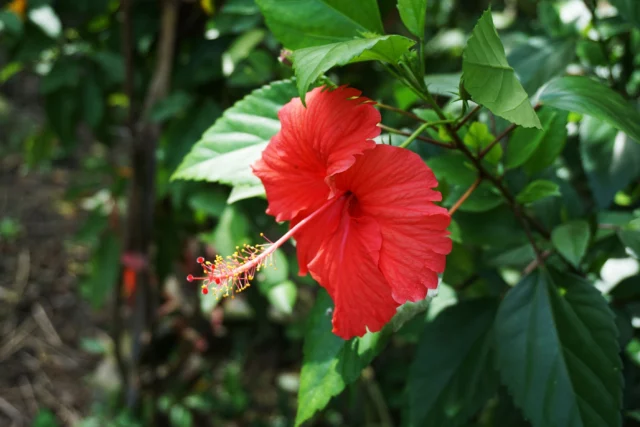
187,195 -> 344,299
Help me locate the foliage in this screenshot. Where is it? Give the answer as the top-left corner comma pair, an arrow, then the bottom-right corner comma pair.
2,0 -> 640,426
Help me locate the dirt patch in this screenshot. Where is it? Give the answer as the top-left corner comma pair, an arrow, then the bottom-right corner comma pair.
0,153 -> 101,426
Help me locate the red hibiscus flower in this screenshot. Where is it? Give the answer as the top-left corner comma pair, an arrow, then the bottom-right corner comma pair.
188,86 -> 451,339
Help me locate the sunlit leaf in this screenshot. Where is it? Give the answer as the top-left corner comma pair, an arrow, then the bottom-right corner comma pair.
539,76 -> 640,143
172,80 -> 298,203
292,35 -> 414,103
256,0 -> 384,49
397,0 -> 428,37
462,10 -> 541,129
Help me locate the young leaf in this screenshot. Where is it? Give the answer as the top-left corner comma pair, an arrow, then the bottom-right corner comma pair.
256,0 -> 384,49
462,10 -> 541,129
515,180 -> 560,205
463,122 -> 502,164
171,80 -> 298,203
409,299 -> 499,427
539,76 -> 640,143
397,0 -> 428,37
494,268 -> 622,427
292,35 -> 414,103
551,220 -> 591,268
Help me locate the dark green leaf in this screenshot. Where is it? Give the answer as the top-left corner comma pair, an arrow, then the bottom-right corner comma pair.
292,35 -> 414,102
551,220 -> 591,267
515,180 -> 560,205
618,219 -> 640,258
609,275 -> 640,300
150,91 -> 195,122
409,299 -> 499,427
539,76 -> 640,142
462,10 -> 541,129
506,108 -> 568,173
579,116 -> 640,208
82,76 -> 104,128
41,59 -> 80,94
537,1 -> 568,37
297,290 -> 435,426
33,409 -> 60,427
172,80 -> 298,202
427,152 -> 477,186
397,0 -> 428,37
82,233 -> 121,309
0,10 -> 23,35
256,0 -> 384,49
495,268 -> 622,427
508,37 -> 576,95
610,0 -> 640,28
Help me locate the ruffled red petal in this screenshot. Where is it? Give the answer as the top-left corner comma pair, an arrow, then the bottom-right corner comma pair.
252,86 -> 380,222
307,214 -> 397,339
335,144 -> 452,304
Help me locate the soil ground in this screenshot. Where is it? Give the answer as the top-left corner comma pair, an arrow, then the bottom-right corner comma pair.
0,153 -> 100,426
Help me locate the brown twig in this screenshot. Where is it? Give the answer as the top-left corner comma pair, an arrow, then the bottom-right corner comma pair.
478,123 -> 516,159
376,102 -> 427,122
378,124 -> 455,149
448,177 -> 482,215
455,104 -> 481,130
523,249 -> 553,276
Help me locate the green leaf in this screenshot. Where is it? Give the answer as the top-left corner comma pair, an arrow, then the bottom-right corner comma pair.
579,116 -> 640,208
82,233 -> 121,309
0,10 -> 23,35
256,0 -> 384,49
423,73 -> 462,97
210,205 -> 249,256
409,299 -> 499,427
292,35 -> 414,102
266,280 -> 297,315
539,76 -> 640,143
227,184 -> 265,204
171,80 -> 298,201
506,107 -> 568,172
446,182 -> 503,213
397,0 -> 428,37
150,91 -> 195,122
494,268 -> 622,427
610,0 -> 640,28
296,290 -> 435,426
508,37 -> 576,95
551,220 -> 591,267
41,58 -> 80,94
462,10 -> 541,129
515,180 -> 560,205
618,220 -> 640,258
82,76 -> 104,128
463,121 -> 502,164
32,409 -> 61,427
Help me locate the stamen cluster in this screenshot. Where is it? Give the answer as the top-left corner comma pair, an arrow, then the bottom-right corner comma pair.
187,237 -> 275,299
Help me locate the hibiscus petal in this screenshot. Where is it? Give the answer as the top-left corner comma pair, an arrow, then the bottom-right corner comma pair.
291,198 -> 345,279
335,144 -> 452,303
308,213 -> 397,339
252,86 -> 380,222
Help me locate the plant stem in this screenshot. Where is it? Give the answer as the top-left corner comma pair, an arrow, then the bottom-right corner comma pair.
455,104 -> 482,130
379,124 -> 455,149
398,120 -> 456,149
478,123 -> 516,159
376,102 -> 426,122
448,176 -> 482,215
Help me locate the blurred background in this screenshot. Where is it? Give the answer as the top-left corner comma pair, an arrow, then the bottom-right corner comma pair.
1,0 -> 639,426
